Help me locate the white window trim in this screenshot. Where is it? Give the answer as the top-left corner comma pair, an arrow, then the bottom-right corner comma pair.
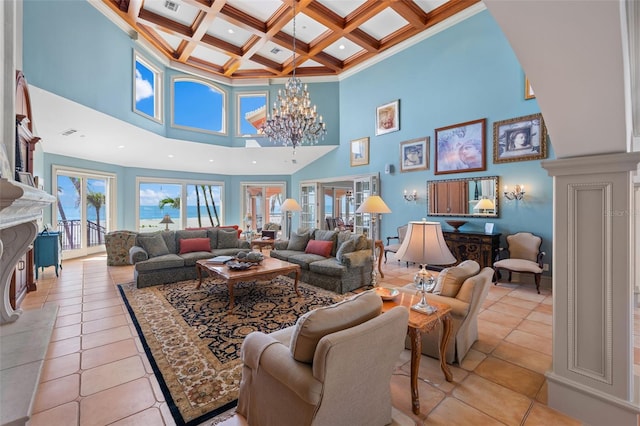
133,50 -> 163,124
171,76 -> 227,135
52,165 -> 118,235
136,176 -> 225,231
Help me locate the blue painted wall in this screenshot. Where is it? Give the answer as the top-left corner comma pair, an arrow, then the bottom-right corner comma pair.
24,4 -> 554,273
22,0 -> 340,149
292,11 -> 555,271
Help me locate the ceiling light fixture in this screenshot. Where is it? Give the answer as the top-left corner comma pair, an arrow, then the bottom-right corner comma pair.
260,1 -> 326,151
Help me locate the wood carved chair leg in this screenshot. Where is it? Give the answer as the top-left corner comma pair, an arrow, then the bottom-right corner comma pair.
384,251 -> 388,263
508,271 -> 513,282
534,273 -> 541,294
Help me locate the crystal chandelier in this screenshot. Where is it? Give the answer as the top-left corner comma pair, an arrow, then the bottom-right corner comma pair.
260,1 -> 327,150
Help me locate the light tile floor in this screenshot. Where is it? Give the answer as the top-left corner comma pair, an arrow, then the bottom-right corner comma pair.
18,254 -> 609,425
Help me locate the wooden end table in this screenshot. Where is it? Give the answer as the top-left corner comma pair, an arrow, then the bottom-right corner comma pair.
381,292 -> 452,415
250,238 -> 275,252
195,257 -> 301,311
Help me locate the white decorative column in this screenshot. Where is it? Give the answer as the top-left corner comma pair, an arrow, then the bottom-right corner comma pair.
542,152 -> 640,425
0,178 -> 55,324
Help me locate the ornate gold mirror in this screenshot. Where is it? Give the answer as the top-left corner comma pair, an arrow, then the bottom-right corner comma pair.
427,176 -> 499,217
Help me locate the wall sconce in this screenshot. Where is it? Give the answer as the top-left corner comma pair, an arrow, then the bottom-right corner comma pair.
403,189 -> 418,203
504,184 -> 526,201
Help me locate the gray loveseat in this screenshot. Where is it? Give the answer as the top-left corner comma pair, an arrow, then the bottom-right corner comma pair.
129,228 -> 250,288
269,229 -> 374,294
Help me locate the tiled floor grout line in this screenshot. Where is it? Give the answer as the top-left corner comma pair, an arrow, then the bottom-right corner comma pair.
23,255 -> 581,426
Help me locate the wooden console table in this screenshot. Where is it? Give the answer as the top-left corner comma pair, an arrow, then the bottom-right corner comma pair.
442,230 -> 501,269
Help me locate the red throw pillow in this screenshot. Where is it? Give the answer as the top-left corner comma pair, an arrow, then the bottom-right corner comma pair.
179,238 -> 211,254
305,240 -> 333,257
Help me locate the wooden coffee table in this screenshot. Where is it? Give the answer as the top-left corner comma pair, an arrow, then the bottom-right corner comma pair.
381,292 -> 452,415
195,257 -> 301,311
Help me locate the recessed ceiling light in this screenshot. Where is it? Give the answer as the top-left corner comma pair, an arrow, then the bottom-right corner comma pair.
339,44 -> 345,50
118,145 -> 125,149
168,154 -> 174,158
209,159 -> 214,162
228,29 -> 234,34
252,160 -> 257,164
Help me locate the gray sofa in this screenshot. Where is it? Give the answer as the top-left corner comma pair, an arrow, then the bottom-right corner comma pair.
269,229 -> 374,294
128,228 -> 250,288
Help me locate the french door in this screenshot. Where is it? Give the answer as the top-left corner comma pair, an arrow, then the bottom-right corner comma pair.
54,166 -> 115,259
300,173 -> 378,235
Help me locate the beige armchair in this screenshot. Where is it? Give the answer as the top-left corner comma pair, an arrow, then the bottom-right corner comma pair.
493,232 -> 545,294
397,263 -> 494,364
237,290 -> 409,426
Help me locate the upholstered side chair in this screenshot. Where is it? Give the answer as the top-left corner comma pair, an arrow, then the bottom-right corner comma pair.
493,232 -> 545,294
237,290 -> 409,426
384,224 -> 409,265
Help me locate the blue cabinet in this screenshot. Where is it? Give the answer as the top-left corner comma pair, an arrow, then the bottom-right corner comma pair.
34,231 -> 61,279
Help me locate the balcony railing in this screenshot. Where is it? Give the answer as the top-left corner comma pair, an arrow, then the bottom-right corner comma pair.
58,220 -> 106,250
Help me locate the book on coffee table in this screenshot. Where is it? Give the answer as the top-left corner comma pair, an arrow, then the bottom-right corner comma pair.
206,255 -> 234,264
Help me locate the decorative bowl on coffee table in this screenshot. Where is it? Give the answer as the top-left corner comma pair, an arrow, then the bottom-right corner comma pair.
445,220 -> 467,232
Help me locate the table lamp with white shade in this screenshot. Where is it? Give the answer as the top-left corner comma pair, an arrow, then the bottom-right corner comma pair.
474,198 -> 495,214
395,220 -> 456,314
355,195 -> 391,287
281,198 -> 302,239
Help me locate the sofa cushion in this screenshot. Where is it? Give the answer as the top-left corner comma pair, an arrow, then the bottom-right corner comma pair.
218,225 -> 242,238
305,240 -> 333,257
134,253 -> 184,272
287,253 -> 326,270
287,231 -> 311,251
436,260 -> 480,297
336,239 -> 357,264
309,258 -> 345,277
206,228 -> 219,249
289,290 -> 382,363
138,233 -> 170,258
179,237 -> 211,254
181,251 -> 218,266
217,228 -> 239,249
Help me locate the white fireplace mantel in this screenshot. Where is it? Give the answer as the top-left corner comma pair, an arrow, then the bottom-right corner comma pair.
0,178 -> 55,323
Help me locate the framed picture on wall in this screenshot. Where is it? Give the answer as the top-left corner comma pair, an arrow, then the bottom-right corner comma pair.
375,100 -> 400,135
493,113 -> 547,163
350,137 -> 369,167
237,92 -> 268,136
434,118 -> 486,175
399,137 -> 429,172
524,76 -> 535,100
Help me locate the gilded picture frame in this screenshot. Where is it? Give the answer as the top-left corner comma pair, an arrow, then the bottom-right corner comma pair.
350,137 -> 370,167
399,137 -> 429,173
525,76 -> 535,100
493,113 -> 548,163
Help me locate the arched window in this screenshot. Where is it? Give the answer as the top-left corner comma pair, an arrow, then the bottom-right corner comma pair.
172,77 -> 226,134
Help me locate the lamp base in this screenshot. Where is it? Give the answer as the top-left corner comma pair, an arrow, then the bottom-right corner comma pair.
411,303 -> 437,315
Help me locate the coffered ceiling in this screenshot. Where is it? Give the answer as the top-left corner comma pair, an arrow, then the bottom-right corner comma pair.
102,0 -> 480,80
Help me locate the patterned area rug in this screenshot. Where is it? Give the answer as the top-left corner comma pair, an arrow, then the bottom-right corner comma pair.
118,276 -> 344,426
